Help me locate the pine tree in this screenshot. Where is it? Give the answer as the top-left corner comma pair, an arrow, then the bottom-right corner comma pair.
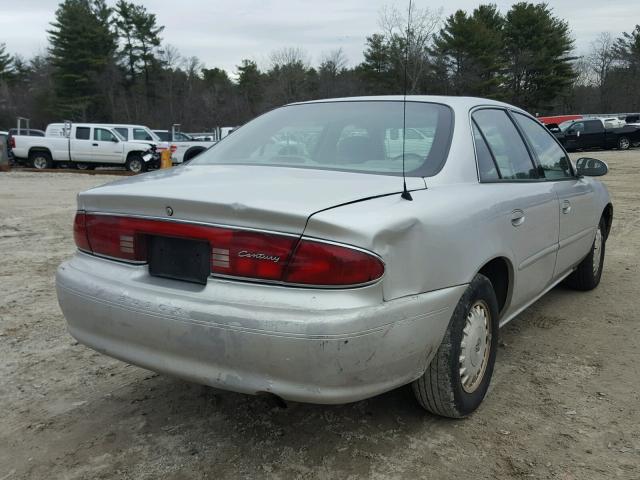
236,59 -> 263,116
114,1 -> 164,96
0,43 -> 13,81
431,5 -> 505,98
503,2 -> 575,111
48,0 -> 117,119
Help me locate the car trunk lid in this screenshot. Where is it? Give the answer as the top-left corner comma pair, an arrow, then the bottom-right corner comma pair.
78,164 -> 426,234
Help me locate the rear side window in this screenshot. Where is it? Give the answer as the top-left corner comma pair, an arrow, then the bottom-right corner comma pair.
584,120 -> 603,133
472,109 -> 538,180
472,121 -> 500,181
115,128 -> 129,140
155,131 -> 169,141
513,113 -> 573,180
75,127 -> 90,140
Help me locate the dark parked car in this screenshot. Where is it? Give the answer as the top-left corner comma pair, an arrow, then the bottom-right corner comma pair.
556,118 -> 640,151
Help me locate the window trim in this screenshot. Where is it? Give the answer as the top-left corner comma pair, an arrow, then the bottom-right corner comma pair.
509,109 -> 577,181
470,106 -> 543,184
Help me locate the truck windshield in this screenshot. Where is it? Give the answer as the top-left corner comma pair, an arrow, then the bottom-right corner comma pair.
192,101 -> 454,176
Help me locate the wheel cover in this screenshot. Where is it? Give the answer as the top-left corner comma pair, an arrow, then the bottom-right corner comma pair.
129,159 -> 142,173
620,138 -> 630,149
459,300 -> 492,393
33,156 -> 48,169
593,227 -> 603,276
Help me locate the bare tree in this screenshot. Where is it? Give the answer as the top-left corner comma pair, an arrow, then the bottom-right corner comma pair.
586,33 -> 617,111
378,4 -> 442,93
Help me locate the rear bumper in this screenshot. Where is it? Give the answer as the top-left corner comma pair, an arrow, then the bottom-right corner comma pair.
56,253 -> 465,404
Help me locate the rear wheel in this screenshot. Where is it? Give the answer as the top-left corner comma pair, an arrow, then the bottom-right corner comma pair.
125,154 -> 145,173
566,217 -> 606,291
30,151 -> 52,170
412,274 -> 499,418
618,136 -> 630,150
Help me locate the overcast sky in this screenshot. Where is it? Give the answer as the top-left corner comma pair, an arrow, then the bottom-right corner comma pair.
1,0 -> 639,74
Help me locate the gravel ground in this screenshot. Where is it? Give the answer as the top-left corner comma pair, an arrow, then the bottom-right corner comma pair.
1,151 -> 639,479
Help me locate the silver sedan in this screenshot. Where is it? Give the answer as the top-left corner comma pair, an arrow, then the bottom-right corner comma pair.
56,96 -> 612,418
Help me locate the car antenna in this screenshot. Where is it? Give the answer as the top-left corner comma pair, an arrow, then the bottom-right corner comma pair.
400,0 -> 413,201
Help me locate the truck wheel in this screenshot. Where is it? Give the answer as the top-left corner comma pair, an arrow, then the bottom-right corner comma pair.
618,136 -> 630,150
412,274 -> 499,418
30,151 -> 52,170
75,163 -> 95,171
565,217 -> 606,291
125,155 -> 145,174
183,148 -> 205,163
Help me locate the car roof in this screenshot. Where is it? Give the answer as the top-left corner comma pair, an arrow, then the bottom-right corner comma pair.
289,95 -> 527,114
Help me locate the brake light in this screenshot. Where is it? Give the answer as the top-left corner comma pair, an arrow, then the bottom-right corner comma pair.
73,214 -> 384,287
285,240 -> 384,286
9,136 -> 15,148
73,212 -> 91,252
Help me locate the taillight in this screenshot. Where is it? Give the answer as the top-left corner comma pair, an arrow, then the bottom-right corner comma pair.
73,213 -> 384,287
9,136 -> 15,148
284,240 -> 384,286
73,212 -> 91,252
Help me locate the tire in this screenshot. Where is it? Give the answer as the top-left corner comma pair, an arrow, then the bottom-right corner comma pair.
618,136 -> 630,150
75,163 -> 95,170
125,154 -> 145,174
29,151 -> 52,170
412,274 -> 499,418
565,217 -> 606,291
183,148 -> 204,163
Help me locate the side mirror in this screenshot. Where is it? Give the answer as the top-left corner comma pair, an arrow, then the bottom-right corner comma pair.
111,137 -> 119,143
576,157 -> 608,177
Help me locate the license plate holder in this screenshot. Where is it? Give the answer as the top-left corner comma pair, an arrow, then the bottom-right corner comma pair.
148,236 -> 210,285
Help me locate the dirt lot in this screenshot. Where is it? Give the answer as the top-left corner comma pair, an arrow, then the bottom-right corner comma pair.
1,151 -> 639,479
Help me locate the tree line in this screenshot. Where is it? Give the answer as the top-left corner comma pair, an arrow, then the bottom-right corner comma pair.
0,0 -> 639,131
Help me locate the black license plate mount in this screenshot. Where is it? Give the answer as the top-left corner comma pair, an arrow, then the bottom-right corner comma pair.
148,236 -> 210,285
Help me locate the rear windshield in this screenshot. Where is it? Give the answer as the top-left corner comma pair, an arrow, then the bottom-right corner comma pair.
192,101 -> 453,176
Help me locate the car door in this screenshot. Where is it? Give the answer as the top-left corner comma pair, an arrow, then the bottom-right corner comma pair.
582,120 -> 604,149
69,126 -> 94,161
563,121 -> 585,150
472,109 -> 559,311
511,111 -> 597,279
92,127 -> 124,163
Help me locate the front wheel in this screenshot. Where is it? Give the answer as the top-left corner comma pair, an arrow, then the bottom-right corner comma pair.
412,274 -> 499,418
618,136 -> 630,150
125,154 -> 145,174
566,218 -> 606,291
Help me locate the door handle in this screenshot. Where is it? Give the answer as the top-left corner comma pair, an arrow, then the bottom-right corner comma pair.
561,200 -> 571,214
92,143 -> 99,146
511,209 -> 525,227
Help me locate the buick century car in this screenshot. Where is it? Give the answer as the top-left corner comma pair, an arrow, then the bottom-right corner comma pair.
56,96 -> 612,418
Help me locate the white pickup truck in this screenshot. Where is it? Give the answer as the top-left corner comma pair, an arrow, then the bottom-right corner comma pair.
153,130 -> 216,163
11,123 -> 159,173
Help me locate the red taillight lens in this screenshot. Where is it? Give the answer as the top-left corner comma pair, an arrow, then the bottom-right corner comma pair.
9,137 -> 15,148
285,240 -> 384,286
73,212 -> 91,252
74,213 -> 384,287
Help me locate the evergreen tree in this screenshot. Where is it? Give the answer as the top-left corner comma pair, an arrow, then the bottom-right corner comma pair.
114,1 -> 164,96
431,5 -> 505,97
502,2 -> 575,110
48,0 -> 117,120
0,43 -> 13,81
236,59 -> 263,116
